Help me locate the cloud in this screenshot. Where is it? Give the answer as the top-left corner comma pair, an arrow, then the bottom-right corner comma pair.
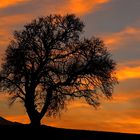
113,91 -> 140,102
0,0 -> 30,9
5,115 -> 29,124
117,65 -> 140,81
103,26 -> 140,50
60,0 -> 111,15
0,30 -> 9,47
0,0 -> 111,63
0,0 -> 111,48
0,14 -> 33,63
2,90 -> 140,134
41,105 -> 140,134
34,0 -> 111,16
0,94 -> 10,101
119,60 -> 140,67
0,0 -> 112,53
0,0 -> 111,17
101,26 -> 140,65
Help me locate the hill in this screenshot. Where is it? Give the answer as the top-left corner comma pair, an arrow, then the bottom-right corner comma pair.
0,117 -> 139,140
0,116 -> 20,125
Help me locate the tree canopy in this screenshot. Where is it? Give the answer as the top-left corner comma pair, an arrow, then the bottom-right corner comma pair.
0,14 -> 117,126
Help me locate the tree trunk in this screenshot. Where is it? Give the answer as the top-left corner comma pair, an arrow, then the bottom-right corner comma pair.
25,87 -> 42,127
40,88 -> 52,119
29,114 -> 41,126
25,86 -> 53,126
25,101 -> 42,126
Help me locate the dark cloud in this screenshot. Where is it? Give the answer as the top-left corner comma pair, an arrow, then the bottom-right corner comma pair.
130,97 -> 140,109
112,41 -> 140,63
83,0 -> 140,36
116,79 -> 140,92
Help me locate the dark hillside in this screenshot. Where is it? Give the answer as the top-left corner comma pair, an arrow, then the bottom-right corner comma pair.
0,117 -> 139,140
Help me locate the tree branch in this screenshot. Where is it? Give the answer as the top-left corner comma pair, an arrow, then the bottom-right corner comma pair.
0,76 -> 25,96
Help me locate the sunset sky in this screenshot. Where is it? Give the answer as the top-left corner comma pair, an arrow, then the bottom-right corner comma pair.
0,0 -> 140,134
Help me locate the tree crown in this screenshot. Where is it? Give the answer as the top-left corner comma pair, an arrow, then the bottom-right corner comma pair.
0,14 -> 117,117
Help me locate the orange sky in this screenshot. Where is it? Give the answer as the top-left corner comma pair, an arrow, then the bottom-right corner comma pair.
0,0 -> 140,134
0,0 -> 30,8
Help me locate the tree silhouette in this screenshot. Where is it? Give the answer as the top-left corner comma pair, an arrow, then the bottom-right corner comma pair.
0,14 -> 117,126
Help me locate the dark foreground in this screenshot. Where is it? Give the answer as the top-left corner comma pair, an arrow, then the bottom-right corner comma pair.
0,124 -> 139,140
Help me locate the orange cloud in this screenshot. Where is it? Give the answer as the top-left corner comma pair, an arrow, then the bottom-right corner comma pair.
0,14 -> 33,44
0,14 -> 32,63
65,0 -> 110,15
0,0 -> 30,9
117,66 -> 140,81
103,27 -> 140,50
0,30 -> 9,47
2,93 -> 140,134
0,94 -> 11,101
0,14 -> 32,28
42,107 -> 140,134
5,115 -> 29,124
113,91 -> 140,103
45,0 -> 111,16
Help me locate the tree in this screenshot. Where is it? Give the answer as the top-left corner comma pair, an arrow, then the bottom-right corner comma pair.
0,14 -> 117,126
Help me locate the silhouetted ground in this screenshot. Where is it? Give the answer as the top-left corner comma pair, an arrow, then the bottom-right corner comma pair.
0,117 -> 139,140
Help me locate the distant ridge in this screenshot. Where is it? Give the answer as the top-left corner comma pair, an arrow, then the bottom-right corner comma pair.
0,116 -> 21,125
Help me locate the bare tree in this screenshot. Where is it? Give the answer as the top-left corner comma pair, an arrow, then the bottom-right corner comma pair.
0,14 -> 117,126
